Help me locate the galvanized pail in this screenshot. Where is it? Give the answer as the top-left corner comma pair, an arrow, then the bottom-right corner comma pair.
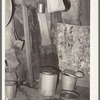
5,81 -> 17,99
38,66 -> 59,96
61,72 -> 77,90
61,69 -> 84,91
60,90 -> 80,100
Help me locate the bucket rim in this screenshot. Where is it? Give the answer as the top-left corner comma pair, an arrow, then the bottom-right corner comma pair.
60,90 -> 80,99
61,72 -> 76,78
61,69 -> 76,77
40,66 -> 61,75
5,80 -> 16,86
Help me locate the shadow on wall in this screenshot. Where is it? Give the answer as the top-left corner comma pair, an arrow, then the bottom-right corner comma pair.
41,51 -> 59,68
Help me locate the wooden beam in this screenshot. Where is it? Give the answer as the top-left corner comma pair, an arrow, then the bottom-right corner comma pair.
22,5 -> 33,82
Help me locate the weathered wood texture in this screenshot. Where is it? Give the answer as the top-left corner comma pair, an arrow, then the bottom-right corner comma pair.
22,5 -> 34,83
28,7 -> 41,79
14,6 -> 41,80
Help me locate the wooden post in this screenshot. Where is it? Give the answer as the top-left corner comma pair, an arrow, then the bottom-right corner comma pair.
22,5 -> 33,82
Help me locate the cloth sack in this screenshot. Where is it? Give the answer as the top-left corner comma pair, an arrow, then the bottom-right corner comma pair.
47,0 -> 65,13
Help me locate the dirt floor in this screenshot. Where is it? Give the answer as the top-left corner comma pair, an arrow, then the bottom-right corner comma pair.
6,82 -> 89,100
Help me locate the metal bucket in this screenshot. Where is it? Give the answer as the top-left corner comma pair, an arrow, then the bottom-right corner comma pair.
38,66 -> 59,96
5,81 -> 17,99
61,73 -> 77,90
61,69 -> 84,91
60,90 -> 80,100
61,69 -> 77,91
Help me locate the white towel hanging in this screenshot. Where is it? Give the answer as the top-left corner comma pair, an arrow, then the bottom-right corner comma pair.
47,0 -> 65,13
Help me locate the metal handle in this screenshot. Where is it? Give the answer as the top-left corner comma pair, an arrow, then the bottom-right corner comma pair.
75,71 -> 85,78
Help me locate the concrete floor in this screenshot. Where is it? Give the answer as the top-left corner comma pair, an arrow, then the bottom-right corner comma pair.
6,83 -> 89,100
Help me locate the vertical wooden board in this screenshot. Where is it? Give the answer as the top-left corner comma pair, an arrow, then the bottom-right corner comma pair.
22,5 -> 33,81
37,13 -> 51,46
28,7 -> 41,80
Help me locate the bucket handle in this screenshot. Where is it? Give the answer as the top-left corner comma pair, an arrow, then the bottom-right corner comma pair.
75,71 -> 85,78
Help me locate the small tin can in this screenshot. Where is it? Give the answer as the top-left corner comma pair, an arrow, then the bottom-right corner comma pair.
37,3 -> 45,13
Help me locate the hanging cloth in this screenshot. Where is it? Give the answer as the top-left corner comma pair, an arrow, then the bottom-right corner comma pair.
47,0 -> 65,13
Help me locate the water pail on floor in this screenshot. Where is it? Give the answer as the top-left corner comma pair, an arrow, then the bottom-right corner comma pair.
61,69 -> 77,90
38,66 -> 59,96
60,90 -> 80,100
5,80 -> 17,99
61,69 -> 84,91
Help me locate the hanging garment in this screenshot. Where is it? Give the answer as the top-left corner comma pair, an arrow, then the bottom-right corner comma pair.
37,13 -> 51,46
47,0 -> 65,13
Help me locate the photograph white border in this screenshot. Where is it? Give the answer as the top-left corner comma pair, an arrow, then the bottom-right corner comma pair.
90,0 -> 98,100
2,0 -> 99,100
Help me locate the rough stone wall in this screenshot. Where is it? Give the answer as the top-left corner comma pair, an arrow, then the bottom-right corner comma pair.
57,23 -> 90,72
57,23 -> 90,87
